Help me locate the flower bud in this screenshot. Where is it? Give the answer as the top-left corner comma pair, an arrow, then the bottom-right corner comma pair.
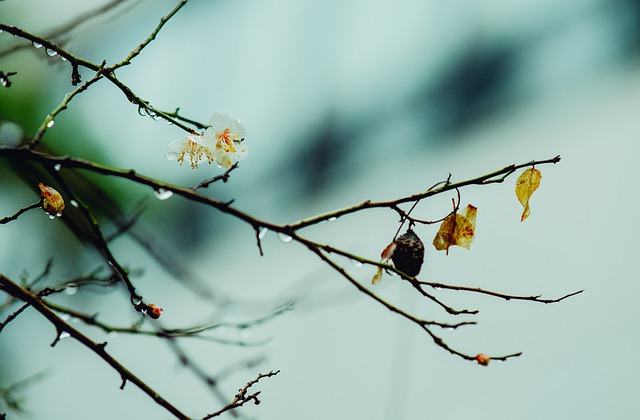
475,353 -> 491,366
38,183 -> 65,217
147,303 -> 163,319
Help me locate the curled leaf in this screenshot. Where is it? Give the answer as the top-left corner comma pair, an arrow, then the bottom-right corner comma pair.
380,242 -> 397,262
372,267 -> 384,285
38,183 -> 65,217
515,167 -> 541,221
433,204 -> 477,254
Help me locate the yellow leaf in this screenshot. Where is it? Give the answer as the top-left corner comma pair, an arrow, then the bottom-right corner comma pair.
432,204 -> 477,254
372,267 -> 384,285
515,168 -> 542,221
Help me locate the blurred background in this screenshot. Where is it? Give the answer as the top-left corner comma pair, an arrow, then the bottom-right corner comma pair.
1,0 -> 639,418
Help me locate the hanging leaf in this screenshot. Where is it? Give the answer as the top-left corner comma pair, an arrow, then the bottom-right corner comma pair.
515,167 -> 542,221
433,204 -> 477,255
372,266 -> 384,285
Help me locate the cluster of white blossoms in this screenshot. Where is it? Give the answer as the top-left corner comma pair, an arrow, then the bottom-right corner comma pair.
165,113 -> 247,169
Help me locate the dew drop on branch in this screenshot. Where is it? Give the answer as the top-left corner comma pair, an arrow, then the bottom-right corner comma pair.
45,48 -> 57,57
64,285 -> 78,295
69,199 -> 79,208
258,227 -> 269,239
53,163 -> 61,171
32,41 -> 42,48
58,331 -> 71,340
350,259 -> 363,268
277,233 -> 293,243
46,119 -> 55,128
328,216 -> 337,222
154,188 -> 173,200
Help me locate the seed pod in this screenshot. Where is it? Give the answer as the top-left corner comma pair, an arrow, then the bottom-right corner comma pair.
391,229 -> 424,277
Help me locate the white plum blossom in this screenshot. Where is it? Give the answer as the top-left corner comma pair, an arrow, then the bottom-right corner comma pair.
203,113 -> 247,168
165,134 -> 212,169
165,113 -> 248,169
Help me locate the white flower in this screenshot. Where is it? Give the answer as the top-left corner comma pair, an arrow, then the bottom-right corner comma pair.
165,134 -> 212,169
203,113 -> 248,168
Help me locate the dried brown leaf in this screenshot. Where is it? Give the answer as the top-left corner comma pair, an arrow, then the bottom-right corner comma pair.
372,267 -> 384,285
432,204 -> 477,254
515,167 -> 542,221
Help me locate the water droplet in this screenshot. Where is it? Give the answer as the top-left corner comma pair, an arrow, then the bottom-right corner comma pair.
33,41 -> 42,49
328,216 -> 337,222
60,314 -> 70,321
45,48 -> 57,57
56,212 -> 62,218
48,214 -> 55,220
58,331 -> 71,340
350,259 -> 363,268
388,270 -> 398,277
277,233 -> 293,243
154,188 -> 173,200
60,55 -> 68,62
64,285 -> 78,295
1,79 -> 7,87
108,331 -> 118,339
46,119 -> 55,128
70,199 -> 79,208
137,106 -> 146,116
258,227 -> 269,239
53,163 -> 61,171
165,120 -> 173,125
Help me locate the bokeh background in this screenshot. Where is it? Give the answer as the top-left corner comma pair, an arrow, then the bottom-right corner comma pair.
1,0 -> 639,419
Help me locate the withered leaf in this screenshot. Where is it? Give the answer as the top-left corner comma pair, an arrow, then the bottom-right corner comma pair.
433,204 -> 477,254
372,267 -> 384,285
515,167 -> 542,221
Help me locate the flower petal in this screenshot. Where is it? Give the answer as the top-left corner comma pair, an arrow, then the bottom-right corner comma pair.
209,113 -> 231,130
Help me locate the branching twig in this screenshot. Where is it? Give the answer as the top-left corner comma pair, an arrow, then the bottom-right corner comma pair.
202,371 -> 280,419
29,62 -> 107,149
0,274 -> 189,419
290,155 -> 561,230
418,280 -> 585,304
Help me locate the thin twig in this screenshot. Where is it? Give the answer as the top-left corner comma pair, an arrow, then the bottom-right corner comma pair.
202,371 -> 280,419
0,274 -> 190,419
0,202 -> 40,224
